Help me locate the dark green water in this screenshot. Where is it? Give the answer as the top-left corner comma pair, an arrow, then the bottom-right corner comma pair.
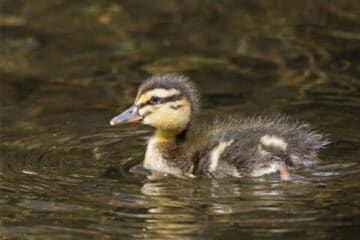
1,1 -> 360,239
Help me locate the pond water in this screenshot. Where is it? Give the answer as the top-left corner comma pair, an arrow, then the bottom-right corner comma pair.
1,1 -> 360,239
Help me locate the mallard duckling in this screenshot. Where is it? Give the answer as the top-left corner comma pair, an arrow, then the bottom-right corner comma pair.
110,73 -> 328,180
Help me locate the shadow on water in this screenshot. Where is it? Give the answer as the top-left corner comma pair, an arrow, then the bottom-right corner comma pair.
1,0 -> 360,239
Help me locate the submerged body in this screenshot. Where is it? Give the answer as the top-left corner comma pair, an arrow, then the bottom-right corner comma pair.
110,73 -> 328,179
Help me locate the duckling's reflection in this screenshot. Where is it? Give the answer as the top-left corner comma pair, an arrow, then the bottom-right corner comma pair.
138,177 -> 202,239
138,175 -> 285,239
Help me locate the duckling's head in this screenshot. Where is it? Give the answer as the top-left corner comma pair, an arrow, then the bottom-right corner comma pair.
110,73 -> 199,134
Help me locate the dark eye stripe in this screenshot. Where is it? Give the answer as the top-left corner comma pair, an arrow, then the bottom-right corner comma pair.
138,94 -> 183,108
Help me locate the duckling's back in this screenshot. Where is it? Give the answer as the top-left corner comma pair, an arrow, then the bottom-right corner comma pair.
187,116 -> 328,178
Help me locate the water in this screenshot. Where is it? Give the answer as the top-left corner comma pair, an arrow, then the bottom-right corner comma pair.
1,1 -> 360,239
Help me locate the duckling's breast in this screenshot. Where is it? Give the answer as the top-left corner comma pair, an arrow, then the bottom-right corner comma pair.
143,137 -> 184,175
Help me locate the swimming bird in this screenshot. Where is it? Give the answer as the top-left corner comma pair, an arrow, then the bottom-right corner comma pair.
110,73 -> 328,180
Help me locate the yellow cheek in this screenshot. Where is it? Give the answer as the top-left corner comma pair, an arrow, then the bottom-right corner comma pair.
143,101 -> 191,131
155,107 -> 190,130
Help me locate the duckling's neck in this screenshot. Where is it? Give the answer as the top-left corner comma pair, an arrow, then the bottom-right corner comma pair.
155,129 -> 181,140
155,128 -> 188,143
143,128 -> 192,176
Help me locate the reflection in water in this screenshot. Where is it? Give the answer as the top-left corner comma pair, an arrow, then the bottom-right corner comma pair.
1,0 -> 360,239
137,175 -> 342,239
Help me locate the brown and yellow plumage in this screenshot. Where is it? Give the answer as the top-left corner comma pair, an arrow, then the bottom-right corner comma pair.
110,73 -> 328,180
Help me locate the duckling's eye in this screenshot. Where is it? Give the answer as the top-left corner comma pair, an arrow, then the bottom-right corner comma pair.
149,95 -> 161,105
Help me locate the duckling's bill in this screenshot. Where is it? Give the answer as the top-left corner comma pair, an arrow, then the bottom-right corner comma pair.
110,105 -> 143,126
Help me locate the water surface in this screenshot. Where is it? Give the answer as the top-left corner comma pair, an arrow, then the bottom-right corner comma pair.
1,1 -> 360,239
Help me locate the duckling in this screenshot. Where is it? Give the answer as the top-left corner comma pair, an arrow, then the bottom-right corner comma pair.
110,73 -> 328,180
